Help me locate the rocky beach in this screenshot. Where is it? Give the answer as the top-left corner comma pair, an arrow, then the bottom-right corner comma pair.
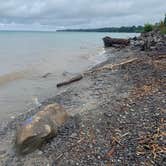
0,31 -> 166,165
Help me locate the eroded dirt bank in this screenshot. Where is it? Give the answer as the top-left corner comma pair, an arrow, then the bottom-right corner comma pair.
0,45 -> 165,165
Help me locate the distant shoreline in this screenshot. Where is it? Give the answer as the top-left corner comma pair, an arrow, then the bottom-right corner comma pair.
0,25 -> 143,33
0,30 -> 140,33
57,26 -> 143,33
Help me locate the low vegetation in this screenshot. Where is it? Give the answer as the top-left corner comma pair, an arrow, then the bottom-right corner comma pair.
144,24 -> 153,32
144,14 -> 166,34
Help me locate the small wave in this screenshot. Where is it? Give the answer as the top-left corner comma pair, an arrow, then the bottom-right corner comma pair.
88,48 -> 107,66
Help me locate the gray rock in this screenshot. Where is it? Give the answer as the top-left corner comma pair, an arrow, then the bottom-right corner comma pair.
15,103 -> 69,154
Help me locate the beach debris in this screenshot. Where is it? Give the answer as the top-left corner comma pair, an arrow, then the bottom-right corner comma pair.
136,127 -> 166,159
103,36 -> 129,48
15,103 -> 69,154
105,147 -> 115,158
57,74 -> 83,87
10,116 -> 15,119
90,58 -> 139,73
104,58 -> 139,70
42,72 -> 51,78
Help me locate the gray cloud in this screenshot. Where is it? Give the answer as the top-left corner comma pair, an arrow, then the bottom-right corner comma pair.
0,0 -> 165,30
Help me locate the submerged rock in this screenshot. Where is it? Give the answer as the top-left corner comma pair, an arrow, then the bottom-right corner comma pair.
16,103 -> 69,154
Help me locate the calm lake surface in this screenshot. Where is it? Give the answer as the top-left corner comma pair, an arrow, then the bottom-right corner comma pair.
0,31 -> 138,120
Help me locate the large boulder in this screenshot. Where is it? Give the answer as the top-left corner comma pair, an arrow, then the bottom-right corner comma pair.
103,36 -> 129,48
16,103 -> 69,154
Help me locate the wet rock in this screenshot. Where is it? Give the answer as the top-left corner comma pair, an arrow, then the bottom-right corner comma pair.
132,36 -> 137,41
15,103 -> 69,154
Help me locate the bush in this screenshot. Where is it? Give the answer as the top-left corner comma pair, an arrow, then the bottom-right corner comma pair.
144,24 -> 153,32
157,21 -> 166,34
160,27 -> 166,34
143,15 -> 166,34
164,14 -> 166,25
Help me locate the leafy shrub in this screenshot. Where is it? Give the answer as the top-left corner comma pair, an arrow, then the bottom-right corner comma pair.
144,24 -> 153,32
160,27 -> 166,34
143,15 -> 166,34
157,21 -> 166,34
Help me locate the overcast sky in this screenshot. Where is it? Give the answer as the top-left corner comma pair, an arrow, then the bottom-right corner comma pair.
0,0 -> 165,31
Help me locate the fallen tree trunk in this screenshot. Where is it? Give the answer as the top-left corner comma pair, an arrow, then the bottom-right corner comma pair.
103,36 -> 129,48
57,74 -> 83,87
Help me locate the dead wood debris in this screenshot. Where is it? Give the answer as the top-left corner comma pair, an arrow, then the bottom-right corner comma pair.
86,58 -> 139,74
136,127 -> 166,159
57,74 -> 83,87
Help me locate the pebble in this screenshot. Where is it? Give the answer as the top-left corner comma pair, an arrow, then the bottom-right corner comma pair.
89,144 -> 93,149
71,133 -> 77,138
37,150 -> 43,155
97,156 -> 101,159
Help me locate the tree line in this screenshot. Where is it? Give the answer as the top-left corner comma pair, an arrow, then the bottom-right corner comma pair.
57,26 -> 144,33
58,14 -> 166,34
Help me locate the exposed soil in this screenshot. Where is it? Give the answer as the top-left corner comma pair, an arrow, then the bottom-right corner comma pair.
0,47 -> 165,166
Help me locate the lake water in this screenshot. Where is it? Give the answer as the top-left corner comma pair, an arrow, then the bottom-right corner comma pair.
0,31 -> 138,120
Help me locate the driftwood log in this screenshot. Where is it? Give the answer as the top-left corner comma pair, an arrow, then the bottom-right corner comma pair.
103,36 -> 129,48
89,58 -> 139,73
57,74 -> 83,87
